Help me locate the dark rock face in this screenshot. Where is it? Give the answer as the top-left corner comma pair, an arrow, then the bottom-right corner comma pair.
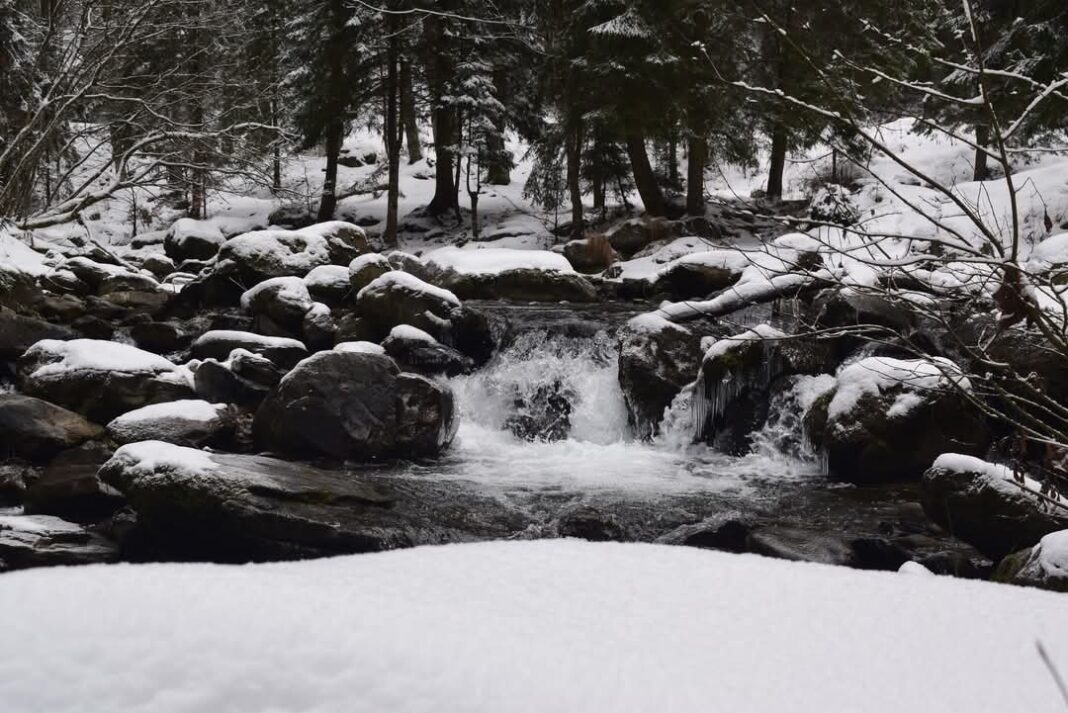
555,505 -> 628,541
921,457 -> 1068,559
253,351 -> 457,461
0,394 -> 104,462
617,318 -> 705,439
24,442 -> 124,521
0,308 -> 76,362
17,339 -> 194,422
606,217 -> 671,258
0,513 -> 118,571
652,262 -> 741,299
99,445 -> 529,561
193,359 -> 273,407
129,321 -> 189,354
190,330 -> 308,369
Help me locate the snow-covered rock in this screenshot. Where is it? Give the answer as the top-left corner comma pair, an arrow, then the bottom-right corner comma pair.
0,512 -> 117,571
106,399 -> 237,448
424,247 -> 599,303
334,341 -> 386,356
3,539 -> 1066,712
922,454 -> 1068,558
240,276 -> 315,333
995,529 -> 1068,592
355,270 -> 461,339
807,358 -> 990,483
562,235 -> 619,274
348,252 -> 393,292
192,349 -> 282,408
651,249 -> 748,298
218,223 -> 368,280
16,339 -> 194,422
303,264 -> 351,304
190,330 -> 308,369
253,350 -> 457,460
382,324 -> 474,377
301,301 -> 336,349
164,218 -> 226,262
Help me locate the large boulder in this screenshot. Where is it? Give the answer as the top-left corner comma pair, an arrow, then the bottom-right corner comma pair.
240,276 -> 315,334
355,270 -> 462,338
304,264 -> 352,305
651,250 -> 748,299
23,442 -> 123,521
809,358 -> 990,483
381,325 -> 474,377
0,394 -> 103,461
562,236 -> 619,274
99,442 -> 528,560
190,330 -> 307,369
164,218 -> 225,262
253,350 -> 457,460
605,217 -> 672,258
921,454 -> 1068,558
994,530 -> 1068,592
17,339 -> 194,422
424,247 -> 599,303
617,313 -> 705,439
0,308 -> 76,362
348,253 -> 393,292
106,399 -> 237,448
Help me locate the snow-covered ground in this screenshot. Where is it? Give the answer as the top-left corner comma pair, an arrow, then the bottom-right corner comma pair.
0,540 -> 1065,713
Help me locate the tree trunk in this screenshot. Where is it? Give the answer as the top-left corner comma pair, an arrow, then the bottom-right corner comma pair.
686,135 -> 708,216
974,124 -> 990,181
425,17 -> 458,217
400,60 -> 422,164
592,143 -> 605,219
566,118 -> 584,236
486,67 -> 511,185
766,123 -> 788,200
625,134 -> 667,217
469,190 -> 480,239
383,18 -> 402,246
317,119 -> 342,221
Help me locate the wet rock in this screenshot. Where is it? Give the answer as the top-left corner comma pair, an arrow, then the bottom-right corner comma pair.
0,394 -> 104,462
23,442 -> 123,521
356,270 -> 461,339
253,350 -> 457,461
381,325 -> 474,377
99,442 -> 529,561
164,218 -> 225,262
33,293 -> 87,323
129,321 -> 189,353
17,339 -> 194,422
921,454 -> 1068,559
106,399 -> 237,448
0,307 -> 76,362
0,463 -> 33,505
0,512 -> 118,571
506,379 -> 574,442
555,505 -> 628,541
653,260 -> 742,299
993,530 -> 1068,592
190,330 -> 307,369
194,358 -> 272,407
618,315 -> 708,440
71,314 -> 115,340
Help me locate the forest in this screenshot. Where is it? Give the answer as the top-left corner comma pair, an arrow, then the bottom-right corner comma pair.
2,1 -> 1068,711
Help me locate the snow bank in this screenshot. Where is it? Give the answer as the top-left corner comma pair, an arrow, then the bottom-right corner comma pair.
828,357 -> 970,420
0,540 -> 1066,713
424,246 -> 573,275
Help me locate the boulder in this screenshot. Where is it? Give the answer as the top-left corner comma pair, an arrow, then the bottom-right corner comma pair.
193,358 -> 272,407
106,399 -> 237,448
240,276 -> 315,334
355,270 -> 462,339
302,302 -> 337,350
0,513 -> 118,571
562,236 -> 619,274
651,251 -> 747,299
253,350 -> 457,460
809,358 -> 990,483
164,218 -> 225,262
555,505 -> 628,542
190,330 -> 307,369
381,325 -> 474,377
617,313 -> 705,439
348,253 -> 393,292
0,394 -> 104,462
23,441 -> 123,521
129,320 -> 189,354
994,530 -> 1068,592
921,454 -> 1068,558
0,307 -> 76,362
17,339 -> 194,422
606,217 -> 671,258
424,247 -> 599,303
99,442 -> 528,561
139,254 -> 176,280
304,264 -> 352,305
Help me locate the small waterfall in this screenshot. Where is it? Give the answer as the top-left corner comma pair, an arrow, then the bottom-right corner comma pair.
692,337 -> 786,446
448,329 -> 629,445
749,374 -> 836,464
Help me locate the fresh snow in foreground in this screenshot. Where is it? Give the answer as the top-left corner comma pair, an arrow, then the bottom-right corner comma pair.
0,540 -> 1066,713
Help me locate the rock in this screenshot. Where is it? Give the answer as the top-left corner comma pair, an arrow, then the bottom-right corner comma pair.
994,530 -> 1068,592
355,270 -> 462,339
40,268 -> 91,296
302,302 -> 337,350
33,293 -> 86,323
424,247 -> 600,303
809,357 -> 990,483
267,203 -> 317,229
304,264 -> 352,305
106,399 -> 237,448
193,358 -> 271,407
23,442 -> 123,521
99,442 -> 528,561
253,350 -> 457,460
0,394 -> 104,462
139,254 -> 176,279
129,320 -> 189,353
17,339 -> 194,422
164,218 -> 226,262
651,252 -> 746,299
348,253 -> 393,292
0,307 -> 76,362
230,349 -> 286,387
562,236 -> 619,274
606,217 -> 672,258
921,454 -> 1068,558
97,285 -> 171,314
190,330 -> 307,369
381,325 -> 473,377
0,463 -> 31,505
240,276 -> 315,334
71,314 -> 114,340
617,314 -> 705,439
0,513 -> 118,571
555,505 -> 628,541
0,262 -> 40,310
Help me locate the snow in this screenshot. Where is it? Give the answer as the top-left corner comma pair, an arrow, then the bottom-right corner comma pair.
1027,232 -> 1068,271
827,357 -> 971,420
610,237 -> 724,282
22,339 -> 182,379
898,561 -> 935,576
220,228 -> 334,277
356,270 -> 461,306
389,324 -> 437,343
192,330 -> 305,353
931,453 -> 1054,503
334,341 -> 387,355
108,400 -> 225,427
0,231 -> 49,276
105,440 -> 219,480
0,513 -> 84,535
167,218 -> 224,246
0,540 -> 1066,713
424,246 -> 573,275
1034,530 -> 1068,578
349,253 -> 392,273
702,324 -> 786,361
625,312 -> 690,335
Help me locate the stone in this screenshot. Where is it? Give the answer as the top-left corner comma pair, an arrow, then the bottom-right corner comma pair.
0,394 -> 104,462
